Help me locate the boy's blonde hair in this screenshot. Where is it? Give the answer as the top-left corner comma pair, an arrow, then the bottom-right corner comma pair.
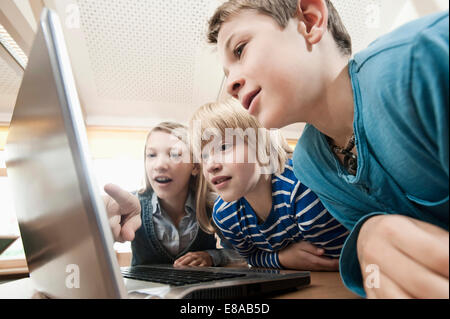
207,0 -> 352,57
140,122 -> 215,229
189,98 -> 293,233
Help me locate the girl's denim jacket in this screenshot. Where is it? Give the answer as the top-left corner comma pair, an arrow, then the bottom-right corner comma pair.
130,189 -> 217,266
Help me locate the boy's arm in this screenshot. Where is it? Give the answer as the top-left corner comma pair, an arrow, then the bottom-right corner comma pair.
278,241 -> 339,271
212,212 -> 338,269
345,15 -> 449,298
212,214 -> 282,268
293,183 -> 349,257
281,183 -> 342,271
410,16 -> 449,176
357,214 -> 449,298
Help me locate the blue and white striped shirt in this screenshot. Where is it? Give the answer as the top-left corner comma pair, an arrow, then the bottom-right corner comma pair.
212,160 -> 349,269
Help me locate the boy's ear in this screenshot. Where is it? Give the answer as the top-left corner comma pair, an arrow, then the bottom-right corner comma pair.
296,0 -> 328,45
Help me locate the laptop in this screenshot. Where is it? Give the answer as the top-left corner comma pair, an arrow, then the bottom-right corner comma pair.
5,7 -> 310,299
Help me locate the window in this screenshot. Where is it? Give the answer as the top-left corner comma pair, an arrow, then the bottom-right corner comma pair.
0,128 -> 148,259
0,176 -> 25,259
93,157 -> 144,253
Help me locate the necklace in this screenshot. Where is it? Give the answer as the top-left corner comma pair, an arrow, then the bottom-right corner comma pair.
327,134 -> 357,175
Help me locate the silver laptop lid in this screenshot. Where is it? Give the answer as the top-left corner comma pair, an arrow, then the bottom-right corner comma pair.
5,8 -> 127,299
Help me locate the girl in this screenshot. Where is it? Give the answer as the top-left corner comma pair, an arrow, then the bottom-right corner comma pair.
107,121 -> 242,267
189,99 -> 349,270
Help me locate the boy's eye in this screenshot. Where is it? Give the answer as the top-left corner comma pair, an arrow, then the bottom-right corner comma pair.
233,43 -> 246,59
147,153 -> 156,158
221,143 -> 232,151
170,151 -> 181,158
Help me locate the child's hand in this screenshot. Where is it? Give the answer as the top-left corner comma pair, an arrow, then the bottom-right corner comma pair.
103,183 -> 141,242
278,241 -> 339,271
173,251 -> 213,267
357,214 -> 449,298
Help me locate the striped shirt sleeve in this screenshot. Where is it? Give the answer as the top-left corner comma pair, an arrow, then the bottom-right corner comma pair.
292,182 -> 349,257
212,201 -> 282,269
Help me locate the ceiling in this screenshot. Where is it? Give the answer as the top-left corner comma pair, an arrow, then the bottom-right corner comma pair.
0,0 -> 448,139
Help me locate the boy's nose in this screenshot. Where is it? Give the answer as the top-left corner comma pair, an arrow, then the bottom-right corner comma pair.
227,77 -> 245,100
206,160 -> 222,174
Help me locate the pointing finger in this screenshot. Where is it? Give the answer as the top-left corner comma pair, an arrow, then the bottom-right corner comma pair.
104,183 -> 140,215
121,214 -> 142,241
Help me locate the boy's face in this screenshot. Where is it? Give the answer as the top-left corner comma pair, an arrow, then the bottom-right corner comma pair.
202,137 -> 261,202
217,10 -> 323,129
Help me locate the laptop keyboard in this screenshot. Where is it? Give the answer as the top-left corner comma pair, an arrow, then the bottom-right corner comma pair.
121,266 -> 247,286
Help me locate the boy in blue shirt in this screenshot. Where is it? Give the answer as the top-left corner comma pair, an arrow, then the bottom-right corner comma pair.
206,0 -> 449,298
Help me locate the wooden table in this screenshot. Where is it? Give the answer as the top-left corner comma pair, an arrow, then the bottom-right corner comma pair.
0,271 -> 360,299
274,271 -> 360,299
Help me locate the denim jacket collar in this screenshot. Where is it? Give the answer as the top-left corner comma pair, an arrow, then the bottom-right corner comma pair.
150,190 -> 196,216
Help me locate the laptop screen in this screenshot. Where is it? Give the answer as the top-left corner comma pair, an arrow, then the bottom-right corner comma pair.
5,8 -> 127,299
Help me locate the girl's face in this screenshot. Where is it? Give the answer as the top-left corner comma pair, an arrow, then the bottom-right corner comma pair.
145,130 -> 198,201
202,136 -> 261,202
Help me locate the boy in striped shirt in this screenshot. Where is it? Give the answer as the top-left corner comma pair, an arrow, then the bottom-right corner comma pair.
189,99 -> 349,270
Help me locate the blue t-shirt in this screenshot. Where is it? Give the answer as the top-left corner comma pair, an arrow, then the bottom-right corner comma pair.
213,159 -> 349,268
292,12 -> 449,297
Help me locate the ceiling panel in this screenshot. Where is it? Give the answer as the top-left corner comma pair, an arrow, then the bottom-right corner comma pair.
0,44 -> 22,123
44,0 -> 225,129
1,0 -> 448,140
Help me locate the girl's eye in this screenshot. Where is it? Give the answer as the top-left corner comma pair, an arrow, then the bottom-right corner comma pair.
233,43 -> 246,59
170,152 -> 181,158
147,153 -> 156,158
